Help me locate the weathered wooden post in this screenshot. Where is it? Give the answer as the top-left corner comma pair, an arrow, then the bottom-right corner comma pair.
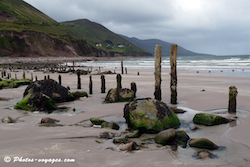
73,61 -> 75,71
1,71 -> 3,78
89,75 -> 93,94
125,68 -> 127,74
31,73 -> 33,81
116,74 -> 122,89
101,75 -> 105,93
47,75 -> 50,79
35,75 -> 37,81
170,44 -> 178,104
228,86 -> 237,113
121,56 -> 124,74
77,71 -> 81,89
137,71 -> 140,75
3,70 -> 6,77
131,82 -> 137,97
58,75 -> 61,85
44,76 -> 46,80
154,45 -> 162,101
23,71 -> 25,79
15,73 -> 17,79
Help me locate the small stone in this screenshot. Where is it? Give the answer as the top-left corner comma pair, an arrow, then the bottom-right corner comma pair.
2,116 -> 13,123
41,117 -> 59,124
99,131 -> 118,139
119,142 -> 137,151
190,126 -> 199,131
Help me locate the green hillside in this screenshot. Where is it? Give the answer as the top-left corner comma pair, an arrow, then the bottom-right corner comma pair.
61,19 -> 151,56
0,0 -> 150,57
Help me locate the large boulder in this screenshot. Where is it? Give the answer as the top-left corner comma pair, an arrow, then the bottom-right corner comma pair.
105,88 -> 134,103
23,79 -> 71,102
189,138 -> 219,150
15,79 -> 88,112
123,98 -> 180,133
193,113 -> 231,126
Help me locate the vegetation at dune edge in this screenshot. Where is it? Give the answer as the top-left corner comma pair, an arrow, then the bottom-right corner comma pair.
0,0 -> 151,57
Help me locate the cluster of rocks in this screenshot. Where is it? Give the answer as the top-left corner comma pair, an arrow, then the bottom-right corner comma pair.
14,79 -> 88,112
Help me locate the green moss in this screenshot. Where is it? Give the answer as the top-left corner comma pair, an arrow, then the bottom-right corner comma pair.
90,118 -> 106,125
14,94 -> 32,110
193,113 -> 229,126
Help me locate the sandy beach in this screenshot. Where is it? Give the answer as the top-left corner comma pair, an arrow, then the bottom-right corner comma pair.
0,61 -> 250,167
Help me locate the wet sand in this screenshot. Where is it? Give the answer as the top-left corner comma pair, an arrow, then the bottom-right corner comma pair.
0,64 -> 250,167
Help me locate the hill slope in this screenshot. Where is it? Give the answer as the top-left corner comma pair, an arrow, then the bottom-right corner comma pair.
60,19 -> 151,57
0,0 -> 149,57
120,35 -> 213,57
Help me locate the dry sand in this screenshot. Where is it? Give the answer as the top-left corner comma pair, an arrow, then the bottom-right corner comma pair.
0,64 -> 250,167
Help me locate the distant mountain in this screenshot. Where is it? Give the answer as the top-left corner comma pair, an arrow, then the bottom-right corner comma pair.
120,35 -> 213,57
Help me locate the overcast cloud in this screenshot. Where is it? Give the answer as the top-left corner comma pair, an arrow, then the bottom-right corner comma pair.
24,0 -> 250,55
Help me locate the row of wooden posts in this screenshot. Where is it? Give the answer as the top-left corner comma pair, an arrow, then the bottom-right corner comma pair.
153,44 -> 237,114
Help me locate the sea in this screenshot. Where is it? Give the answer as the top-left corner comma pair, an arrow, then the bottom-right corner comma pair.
74,55 -> 250,77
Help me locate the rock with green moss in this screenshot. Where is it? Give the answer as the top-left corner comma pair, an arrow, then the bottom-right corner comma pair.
123,98 -> 180,133
70,91 -> 88,100
14,92 -> 56,112
155,129 -> 177,145
2,116 -> 13,123
101,121 -> 120,130
193,113 -> 230,126
0,78 -> 32,89
189,138 -> 219,150
90,118 -> 106,125
105,88 -> 134,103
176,130 -> 190,148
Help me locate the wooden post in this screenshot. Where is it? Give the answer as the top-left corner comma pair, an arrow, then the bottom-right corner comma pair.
23,71 -> 25,79
116,74 -> 122,89
89,75 -> 93,94
15,73 -> 17,79
58,75 -> 61,85
77,71 -> 81,89
35,75 -> 37,81
31,73 -> 33,81
44,76 -> 46,80
125,68 -> 127,74
73,61 -> 75,71
101,75 -> 105,93
228,86 -> 237,113
170,44 -> 178,104
47,75 -> 50,79
154,45 -> 162,101
121,56 -> 124,74
131,82 -> 137,97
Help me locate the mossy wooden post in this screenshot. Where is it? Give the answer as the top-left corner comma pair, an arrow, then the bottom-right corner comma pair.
131,82 -> 137,97
89,75 -> 93,94
58,75 -> 61,85
170,44 -> 178,104
101,75 -> 105,93
77,71 -> 81,89
23,71 -> 25,79
154,45 -> 162,101
121,56 -> 124,74
228,86 -> 237,113
117,74 -> 122,89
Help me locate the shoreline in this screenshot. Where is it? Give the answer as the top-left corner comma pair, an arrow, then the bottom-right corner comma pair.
0,63 -> 250,166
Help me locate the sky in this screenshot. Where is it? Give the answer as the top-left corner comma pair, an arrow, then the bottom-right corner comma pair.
24,0 -> 250,55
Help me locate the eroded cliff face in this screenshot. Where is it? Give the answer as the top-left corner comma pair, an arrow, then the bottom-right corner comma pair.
0,30 -> 150,58
0,30 -> 110,57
